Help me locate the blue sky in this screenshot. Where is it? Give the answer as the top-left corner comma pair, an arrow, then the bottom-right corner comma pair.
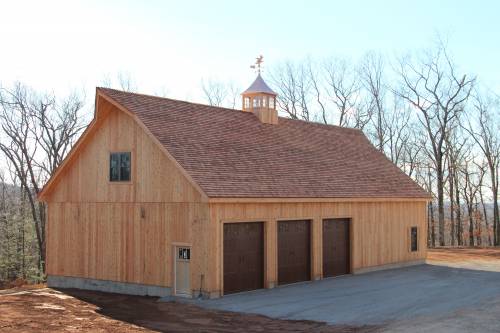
1,0 -> 499,102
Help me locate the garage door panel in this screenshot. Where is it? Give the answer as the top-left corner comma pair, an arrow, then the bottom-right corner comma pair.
278,220 -> 311,285
223,222 -> 264,294
323,219 -> 350,277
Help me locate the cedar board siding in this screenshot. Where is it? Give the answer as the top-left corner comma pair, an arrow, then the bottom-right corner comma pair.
47,202 -> 208,289
45,100 -> 210,293
209,201 -> 427,296
47,98 -> 204,203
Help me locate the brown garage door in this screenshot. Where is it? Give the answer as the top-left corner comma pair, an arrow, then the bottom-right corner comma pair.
223,222 -> 264,294
323,218 -> 350,277
278,220 -> 311,285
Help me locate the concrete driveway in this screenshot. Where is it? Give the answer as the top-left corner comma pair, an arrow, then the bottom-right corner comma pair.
195,259 -> 500,332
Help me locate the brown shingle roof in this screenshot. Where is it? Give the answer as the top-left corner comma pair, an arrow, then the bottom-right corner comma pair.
98,88 -> 429,199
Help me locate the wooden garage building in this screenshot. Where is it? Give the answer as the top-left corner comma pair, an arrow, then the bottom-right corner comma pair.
39,74 -> 429,298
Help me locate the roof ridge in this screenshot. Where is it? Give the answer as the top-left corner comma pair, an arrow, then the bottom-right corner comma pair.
96,87 -> 240,113
280,116 -> 363,133
97,87 -> 363,133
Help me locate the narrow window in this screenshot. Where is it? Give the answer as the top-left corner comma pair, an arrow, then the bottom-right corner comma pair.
269,97 -> 275,109
410,227 -> 418,252
109,152 -> 131,182
244,97 -> 250,109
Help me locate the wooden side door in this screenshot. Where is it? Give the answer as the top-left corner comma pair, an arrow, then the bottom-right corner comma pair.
174,246 -> 191,297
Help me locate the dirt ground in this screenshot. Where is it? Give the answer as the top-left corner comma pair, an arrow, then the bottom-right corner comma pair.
1,247 -> 498,333
427,246 -> 500,272
0,287 -> 374,333
428,247 -> 500,262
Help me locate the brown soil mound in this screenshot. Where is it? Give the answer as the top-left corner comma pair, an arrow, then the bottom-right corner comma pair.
0,287 -> 374,332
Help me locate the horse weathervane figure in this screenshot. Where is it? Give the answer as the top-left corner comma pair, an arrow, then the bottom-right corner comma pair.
250,55 -> 264,74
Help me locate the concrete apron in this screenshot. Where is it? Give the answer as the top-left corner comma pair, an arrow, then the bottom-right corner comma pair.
161,260 -> 427,304
188,263 -> 500,326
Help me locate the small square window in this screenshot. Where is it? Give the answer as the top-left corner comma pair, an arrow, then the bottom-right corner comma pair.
178,247 -> 190,260
410,227 -> 418,252
110,152 -> 131,182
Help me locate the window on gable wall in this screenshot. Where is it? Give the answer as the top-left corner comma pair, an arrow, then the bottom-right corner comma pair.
110,152 -> 131,182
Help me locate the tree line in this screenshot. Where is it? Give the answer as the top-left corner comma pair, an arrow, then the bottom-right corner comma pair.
0,41 -> 498,285
203,41 -> 499,249
0,84 -> 86,284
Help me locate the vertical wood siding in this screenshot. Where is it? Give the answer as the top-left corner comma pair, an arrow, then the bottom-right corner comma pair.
209,201 -> 427,295
46,100 -> 209,293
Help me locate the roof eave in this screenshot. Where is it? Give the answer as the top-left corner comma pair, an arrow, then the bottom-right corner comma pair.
207,196 -> 431,204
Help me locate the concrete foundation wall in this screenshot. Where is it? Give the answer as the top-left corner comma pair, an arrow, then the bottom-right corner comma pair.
47,275 -> 171,297
352,259 -> 426,275
48,260 -> 426,299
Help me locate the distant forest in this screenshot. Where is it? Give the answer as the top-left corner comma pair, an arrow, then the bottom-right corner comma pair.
0,40 -> 498,285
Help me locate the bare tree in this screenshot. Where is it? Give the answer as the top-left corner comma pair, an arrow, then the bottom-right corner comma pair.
0,83 -> 86,273
397,43 -> 475,246
454,157 -> 465,246
201,78 -> 228,107
460,160 -> 482,246
323,57 -> 362,127
117,72 -> 137,92
399,124 -> 425,178
307,59 -> 328,124
422,164 -> 437,247
463,91 -> 500,245
476,161 -> 493,246
444,153 -> 455,246
444,124 -> 468,246
474,194 -> 483,246
270,61 -> 312,121
226,82 -> 241,109
101,71 -> 138,92
360,52 -> 388,151
201,79 -> 239,109
386,94 -> 418,168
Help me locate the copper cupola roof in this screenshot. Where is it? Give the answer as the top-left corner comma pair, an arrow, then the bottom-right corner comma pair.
242,74 -> 276,95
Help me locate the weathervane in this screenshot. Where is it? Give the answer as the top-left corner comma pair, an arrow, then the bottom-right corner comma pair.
250,55 -> 264,74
